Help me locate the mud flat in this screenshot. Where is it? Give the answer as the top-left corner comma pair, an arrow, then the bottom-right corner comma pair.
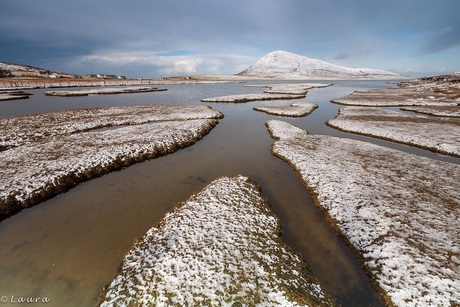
245,83 -> 332,95
0,105 -> 219,149
254,102 -> 318,117
0,90 -> 32,101
44,86 -> 166,96
201,83 -> 313,103
331,74 -> 460,107
0,105 -> 223,219
202,92 -> 306,103
327,107 -> 460,157
400,105 -> 460,117
98,175 -> 334,306
266,120 -> 460,306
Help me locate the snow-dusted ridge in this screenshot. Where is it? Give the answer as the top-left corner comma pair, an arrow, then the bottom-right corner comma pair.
266,120 -> 460,307
0,105 -> 223,219
98,175 -> 334,306
238,50 -> 403,80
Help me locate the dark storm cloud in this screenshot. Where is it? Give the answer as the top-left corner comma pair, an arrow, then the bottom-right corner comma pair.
419,26 -> 460,55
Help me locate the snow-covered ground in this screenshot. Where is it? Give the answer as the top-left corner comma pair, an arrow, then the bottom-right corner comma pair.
201,83 -> 311,103
254,102 -> 318,117
332,74 -> 460,107
201,92 -> 306,103
245,83 -> 332,95
0,91 -> 31,101
0,105 -> 223,149
400,106 -> 460,117
327,107 -> 460,157
266,120 -> 460,307
44,86 -> 166,96
0,105 -> 223,218
331,87 -> 458,106
99,175 -> 333,306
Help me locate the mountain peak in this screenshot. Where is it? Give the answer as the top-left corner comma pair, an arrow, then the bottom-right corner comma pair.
238,50 -> 402,80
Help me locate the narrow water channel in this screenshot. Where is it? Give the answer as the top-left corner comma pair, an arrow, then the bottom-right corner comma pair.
0,81 -> 457,306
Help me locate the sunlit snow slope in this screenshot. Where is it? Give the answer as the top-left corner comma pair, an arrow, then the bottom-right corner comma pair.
238,50 -> 402,80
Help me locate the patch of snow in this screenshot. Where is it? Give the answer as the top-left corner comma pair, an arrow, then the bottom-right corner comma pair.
245,83 -> 332,95
0,105 -> 223,218
327,107 -> 460,157
0,91 -> 31,101
265,120 -> 310,140
332,76 -> 460,106
201,92 -> 305,103
400,106 -> 460,118
0,105 -> 223,149
44,86 -> 166,96
254,102 -> 318,117
201,83 -> 312,103
99,175 -> 333,306
266,120 -> 460,307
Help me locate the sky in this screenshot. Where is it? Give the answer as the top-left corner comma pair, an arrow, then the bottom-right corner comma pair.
1,0 -> 459,78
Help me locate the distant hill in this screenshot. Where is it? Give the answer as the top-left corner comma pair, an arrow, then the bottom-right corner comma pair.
237,50 -> 404,80
0,61 -> 77,78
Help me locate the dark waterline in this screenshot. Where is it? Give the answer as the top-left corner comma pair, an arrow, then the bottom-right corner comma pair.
0,81 -> 457,306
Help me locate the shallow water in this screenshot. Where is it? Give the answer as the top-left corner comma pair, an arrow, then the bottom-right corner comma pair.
0,81 -> 458,306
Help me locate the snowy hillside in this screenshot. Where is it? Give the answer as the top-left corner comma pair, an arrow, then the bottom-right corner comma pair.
238,50 -> 403,80
0,61 -> 74,78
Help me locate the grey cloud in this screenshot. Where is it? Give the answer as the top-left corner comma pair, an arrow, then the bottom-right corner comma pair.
334,52 -> 350,60
419,26 -> 460,55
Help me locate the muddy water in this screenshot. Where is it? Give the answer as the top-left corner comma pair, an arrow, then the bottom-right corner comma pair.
1,81 -> 458,306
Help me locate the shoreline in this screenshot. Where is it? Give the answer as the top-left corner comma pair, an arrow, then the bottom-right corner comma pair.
0,76 -> 246,90
0,74 -> 412,90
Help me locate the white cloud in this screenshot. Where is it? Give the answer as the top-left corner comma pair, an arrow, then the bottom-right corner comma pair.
78,51 -> 201,76
75,50 -> 256,77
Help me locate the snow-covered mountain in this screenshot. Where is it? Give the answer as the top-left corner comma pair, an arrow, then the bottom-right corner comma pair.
238,50 -> 403,80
